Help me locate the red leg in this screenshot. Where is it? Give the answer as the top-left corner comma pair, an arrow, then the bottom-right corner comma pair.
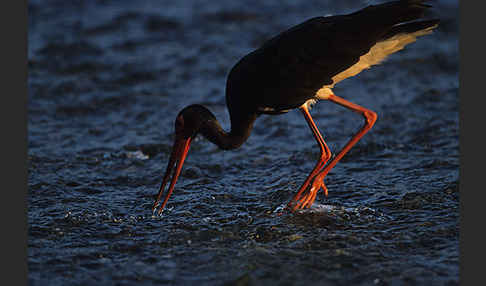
292,93 -> 377,210
288,104 -> 332,209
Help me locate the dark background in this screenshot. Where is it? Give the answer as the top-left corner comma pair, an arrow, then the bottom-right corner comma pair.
27,0 -> 459,285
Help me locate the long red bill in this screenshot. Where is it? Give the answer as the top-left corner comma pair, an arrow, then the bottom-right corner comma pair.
152,136 -> 192,215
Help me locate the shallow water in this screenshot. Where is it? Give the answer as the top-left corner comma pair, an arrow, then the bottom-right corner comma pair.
28,0 -> 459,285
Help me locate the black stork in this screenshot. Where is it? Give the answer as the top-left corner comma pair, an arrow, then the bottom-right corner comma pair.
152,0 -> 439,215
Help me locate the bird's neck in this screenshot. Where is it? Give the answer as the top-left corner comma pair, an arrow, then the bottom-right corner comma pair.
200,110 -> 257,151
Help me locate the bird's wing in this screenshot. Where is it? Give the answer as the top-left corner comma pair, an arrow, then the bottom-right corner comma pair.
246,0 -> 438,92
330,19 -> 438,86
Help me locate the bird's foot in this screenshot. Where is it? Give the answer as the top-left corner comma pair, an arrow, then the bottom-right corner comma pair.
152,201 -> 161,215
289,179 -> 328,211
311,176 -> 328,197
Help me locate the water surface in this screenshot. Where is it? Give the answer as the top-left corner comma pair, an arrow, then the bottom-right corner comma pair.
28,0 -> 459,285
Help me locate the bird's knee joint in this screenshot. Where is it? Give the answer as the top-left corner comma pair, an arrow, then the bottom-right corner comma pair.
320,152 -> 331,161
363,110 -> 377,126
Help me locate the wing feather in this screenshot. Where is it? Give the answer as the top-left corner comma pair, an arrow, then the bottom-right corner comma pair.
226,0 -> 439,113
329,22 -> 438,86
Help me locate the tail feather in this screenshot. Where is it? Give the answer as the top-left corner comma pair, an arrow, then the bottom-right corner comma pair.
352,0 -> 435,26
381,19 -> 440,40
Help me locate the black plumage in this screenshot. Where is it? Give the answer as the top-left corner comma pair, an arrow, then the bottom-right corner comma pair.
153,0 -> 439,215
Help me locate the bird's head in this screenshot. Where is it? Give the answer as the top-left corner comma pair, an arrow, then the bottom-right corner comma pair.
174,104 -> 217,139
152,104 -> 216,214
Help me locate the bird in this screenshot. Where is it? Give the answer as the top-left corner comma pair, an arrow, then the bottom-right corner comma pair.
152,0 -> 439,215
